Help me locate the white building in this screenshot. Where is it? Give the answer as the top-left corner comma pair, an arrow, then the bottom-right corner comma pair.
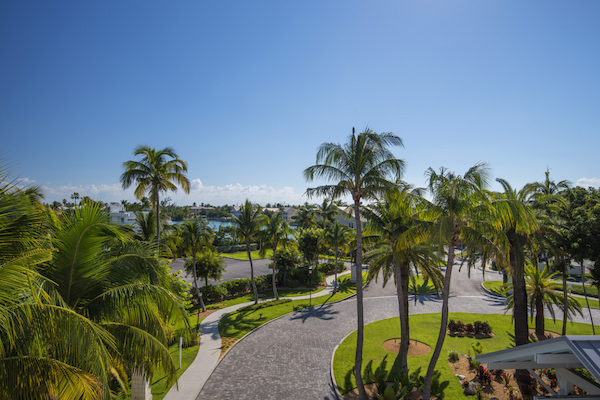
106,202 -> 147,226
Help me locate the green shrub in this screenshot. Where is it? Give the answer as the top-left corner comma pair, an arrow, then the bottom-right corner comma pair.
223,278 -> 250,296
319,261 -> 346,275
200,284 -> 227,302
448,350 -> 459,362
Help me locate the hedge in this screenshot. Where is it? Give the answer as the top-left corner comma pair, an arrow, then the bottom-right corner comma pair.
216,244 -> 258,253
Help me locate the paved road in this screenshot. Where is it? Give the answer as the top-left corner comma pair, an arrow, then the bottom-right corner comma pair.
197,260 -> 600,400
170,257 -> 272,287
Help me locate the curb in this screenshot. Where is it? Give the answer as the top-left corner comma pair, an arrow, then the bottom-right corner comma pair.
480,282 -> 507,299
330,329 -> 356,399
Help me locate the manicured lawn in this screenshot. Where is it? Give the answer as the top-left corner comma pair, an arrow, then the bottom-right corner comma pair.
482,281 -> 600,308
219,275 -> 357,340
221,249 -> 273,260
482,280 -> 507,296
333,313 -> 596,397
204,285 -> 329,311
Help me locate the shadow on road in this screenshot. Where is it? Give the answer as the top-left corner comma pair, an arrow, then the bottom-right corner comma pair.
290,303 -> 339,323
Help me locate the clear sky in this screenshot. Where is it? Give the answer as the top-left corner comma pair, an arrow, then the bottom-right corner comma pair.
2,1 -> 599,206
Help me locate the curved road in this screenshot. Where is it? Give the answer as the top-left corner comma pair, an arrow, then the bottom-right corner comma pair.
197,260 -> 600,400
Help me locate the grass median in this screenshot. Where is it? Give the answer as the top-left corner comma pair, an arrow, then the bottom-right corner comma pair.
334,313 -> 595,398
482,281 -> 600,308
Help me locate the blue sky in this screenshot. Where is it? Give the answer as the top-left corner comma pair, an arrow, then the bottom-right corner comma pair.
2,1 -> 599,206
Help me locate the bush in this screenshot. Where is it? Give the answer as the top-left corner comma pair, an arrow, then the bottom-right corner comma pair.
222,278 -> 250,297
465,323 -> 475,333
319,261 -> 346,275
474,321 -> 492,335
477,366 -> 492,385
448,350 -> 460,362
200,284 -> 227,302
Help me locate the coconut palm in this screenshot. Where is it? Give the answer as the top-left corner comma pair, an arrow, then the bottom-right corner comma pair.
422,163 -> 495,399
294,202 -> 316,229
260,210 -> 292,300
120,145 -> 190,251
5,202 -> 189,400
506,262 -> 582,339
231,199 -> 267,305
304,127 -> 404,400
134,210 -> 156,243
324,221 -> 352,293
363,186 -> 441,374
181,220 -> 214,317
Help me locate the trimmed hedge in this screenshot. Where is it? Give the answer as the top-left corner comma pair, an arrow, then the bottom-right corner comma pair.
238,299 -> 292,312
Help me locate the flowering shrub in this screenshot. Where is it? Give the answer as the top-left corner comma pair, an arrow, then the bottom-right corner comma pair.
477,366 -> 492,385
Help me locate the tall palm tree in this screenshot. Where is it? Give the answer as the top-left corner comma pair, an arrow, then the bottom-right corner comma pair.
304,127 -> 404,400
181,220 -> 214,318
260,211 -> 292,300
506,262 -> 582,339
316,198 -> 340,227
422,163 -> 494,399
363,186 -> 441,374
325,220 -> 352,293
120,145 -> 190,251
232,199 -> 267,305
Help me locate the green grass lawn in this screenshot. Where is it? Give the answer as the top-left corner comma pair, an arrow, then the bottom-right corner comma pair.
482,281 -> 600,308
334,313 -> 596,398
221,249 -> 273,260
219,275 -> 357,340
150,312 -> 200,400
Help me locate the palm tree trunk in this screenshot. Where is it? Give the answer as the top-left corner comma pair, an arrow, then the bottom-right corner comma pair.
423,234 -> 456,399
510,241 -> 530,386
191,254 -> 205,329
391,249 -> 409,375
562,268 -> 568,335
333,244 -> 338,294
535,294 -> 545,339
272,243 -> 279,300
353,200 -> 367,400
247,240 -> 258,305
155,191 -> 161,253
580,260 -> 595,334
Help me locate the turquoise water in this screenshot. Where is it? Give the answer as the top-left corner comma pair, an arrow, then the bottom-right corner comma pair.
170,220 -> 233,229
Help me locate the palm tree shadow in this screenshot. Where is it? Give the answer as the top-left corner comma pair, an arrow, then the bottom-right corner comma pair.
290,303 -> 339,323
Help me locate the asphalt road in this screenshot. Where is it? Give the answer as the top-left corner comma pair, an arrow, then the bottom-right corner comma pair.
169,257 -> 273,287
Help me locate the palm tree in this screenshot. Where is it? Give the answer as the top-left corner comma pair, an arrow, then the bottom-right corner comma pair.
260,211 -> 292,300
422,163 -> 494,399
316,198 -> 340,227
363,186 -> 441,374
181,220 -> 214,317
325,221 -> 352,293
506,262 -> 582,339
10,202 -> 190,399
134,210 -> 156,243
294,202 -> 316,229
231,199 -> 267,305
304,127 -> 404,400
120,145 -> 190,251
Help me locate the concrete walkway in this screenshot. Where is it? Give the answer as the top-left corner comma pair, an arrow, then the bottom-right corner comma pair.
163,269 -> 353,400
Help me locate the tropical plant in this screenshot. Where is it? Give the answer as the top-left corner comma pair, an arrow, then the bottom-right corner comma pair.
134,210 -> 156,243
304,127 -> 405,400
506,262 -> 582,339
8,202 -> 190,399
259,210 -> 292,300
293,202 -> 316,229
181,219 -> 214,316
231,199 -> 267,304
120,145 -> 190,250
422,163 -> 494,399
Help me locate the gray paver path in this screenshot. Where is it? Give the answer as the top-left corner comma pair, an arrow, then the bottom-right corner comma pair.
163,268 -> 352,400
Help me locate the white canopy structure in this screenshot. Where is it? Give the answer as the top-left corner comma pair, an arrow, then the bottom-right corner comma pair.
475,336 -> 600,399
